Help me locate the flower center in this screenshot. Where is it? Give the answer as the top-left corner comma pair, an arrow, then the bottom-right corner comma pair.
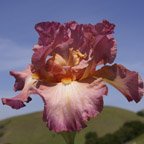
61,77 -> 72,85
68,48 -> 87,66
32,73 -> 39,80
31,48 -> 87,83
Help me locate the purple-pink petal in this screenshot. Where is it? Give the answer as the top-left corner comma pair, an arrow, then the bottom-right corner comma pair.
95,64 -> 144,102
10,66 -> 31,91
2,75 -> 37,109
32,20 -> 117,77
34,78 -> 107,132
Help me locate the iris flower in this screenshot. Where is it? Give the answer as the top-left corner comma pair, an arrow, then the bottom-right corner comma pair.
2,20 -> 144,132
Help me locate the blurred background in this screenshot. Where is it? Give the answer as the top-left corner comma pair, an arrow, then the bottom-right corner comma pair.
0,0 -> 144,143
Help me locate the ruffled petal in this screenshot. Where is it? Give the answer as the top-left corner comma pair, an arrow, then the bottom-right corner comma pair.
2,75 -> 36,109
35,21 -> 67,46
33,21 -> 73,68
34,78 -> 107,132
32,20 -> 117,81
95,20 -> 115,35
82,20 -> 117,65
94,64 -> 144,102
93,35 -> 117,65
10,65 -> 31,91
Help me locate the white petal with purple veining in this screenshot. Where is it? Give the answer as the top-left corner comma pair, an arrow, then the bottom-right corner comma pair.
36,79 -> 107,132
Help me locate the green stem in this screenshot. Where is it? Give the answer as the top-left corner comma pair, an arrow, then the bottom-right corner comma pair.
60,132 -> 76,144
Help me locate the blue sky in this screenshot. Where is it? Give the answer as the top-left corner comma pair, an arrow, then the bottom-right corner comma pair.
0,0 -> 144,120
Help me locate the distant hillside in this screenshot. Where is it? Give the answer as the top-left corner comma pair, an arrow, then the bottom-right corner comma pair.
137,109 -> 144,117
127,133 -> 144,144
0,106 -> 144,144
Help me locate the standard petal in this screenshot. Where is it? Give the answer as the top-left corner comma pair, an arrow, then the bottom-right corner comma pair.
31,44 -> 53,70
93,35 -> 117,65
33,20 -> 116,66
81,20 -> 116,65
34,78 -> 107,132
2,76 -> 36,109
95,20 -> 115,35
35,21 -> 60,46
32,20 -> 117,82
94,64 -> 144,102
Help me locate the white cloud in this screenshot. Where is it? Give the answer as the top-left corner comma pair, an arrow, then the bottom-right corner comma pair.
0,38 -> 33,71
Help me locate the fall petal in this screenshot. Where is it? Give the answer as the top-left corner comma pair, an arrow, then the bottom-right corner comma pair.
2,76 -> 36,109
2,92 -> 31,109
94,64 -> 144,102
10,66 -> 31,91
34,78 -> 107,132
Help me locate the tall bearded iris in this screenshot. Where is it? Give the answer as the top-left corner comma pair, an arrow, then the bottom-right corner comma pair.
2,20 -> 144,132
